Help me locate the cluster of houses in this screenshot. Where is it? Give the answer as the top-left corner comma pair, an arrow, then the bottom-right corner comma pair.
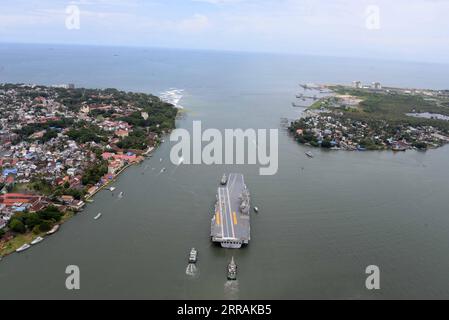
0,139 -> 95,186
292,110 -> 449,151
0,193 -> 49,232
0,84 -> 157,234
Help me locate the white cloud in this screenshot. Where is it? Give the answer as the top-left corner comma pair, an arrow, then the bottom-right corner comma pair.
1,0 -> 448,63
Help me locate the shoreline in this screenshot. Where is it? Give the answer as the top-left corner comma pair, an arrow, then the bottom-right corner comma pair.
290,83 -> 449,152
0,146 -> 157,259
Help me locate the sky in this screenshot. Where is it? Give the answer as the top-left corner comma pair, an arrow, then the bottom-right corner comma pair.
0,0 -> 448,63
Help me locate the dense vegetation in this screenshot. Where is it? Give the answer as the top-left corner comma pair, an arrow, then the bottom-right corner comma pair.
8,206 -> 63,234
116,129 -> 148,150
331,86 -> 449,132
14,118 -> 74,141
81,160 -> 108,186
54,87 -> 178,133
66,125 -> 108,144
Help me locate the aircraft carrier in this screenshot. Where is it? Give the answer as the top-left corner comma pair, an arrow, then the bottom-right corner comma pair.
210,173 -> 250,249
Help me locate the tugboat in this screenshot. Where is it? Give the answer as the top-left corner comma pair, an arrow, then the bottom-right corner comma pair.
189,248 -> 198,263
227,257 -> 237,280
31,236 -> 44,245
220,174 -> 228,185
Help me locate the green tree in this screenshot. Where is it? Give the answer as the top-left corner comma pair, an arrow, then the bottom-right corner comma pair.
32,225 -> 41,234
321,139 -> 332,148
413,141 -> 428,150
39,221 -> 52,232
37,206 -> 63,222
9,219 -> 26,233
24,213 -> 42,229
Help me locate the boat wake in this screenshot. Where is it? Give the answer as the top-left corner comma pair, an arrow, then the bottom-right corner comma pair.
160,88 -> 185,109
224,280 -> 239,300
185,263 -> 199,277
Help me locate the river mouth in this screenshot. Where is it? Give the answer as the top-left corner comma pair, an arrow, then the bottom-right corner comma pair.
2,44 -> 449,299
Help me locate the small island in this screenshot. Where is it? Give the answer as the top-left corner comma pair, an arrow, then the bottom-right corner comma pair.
289,82 -> 449,151
0,83 -> 178,257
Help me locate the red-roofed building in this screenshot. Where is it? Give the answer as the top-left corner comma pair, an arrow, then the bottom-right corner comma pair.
113,154 -> 138,163
108,159 -> 123,174
115,129 -> 129,138
5,175 -> 15,185
102,152 -> 115,161
0,193 -> 48,212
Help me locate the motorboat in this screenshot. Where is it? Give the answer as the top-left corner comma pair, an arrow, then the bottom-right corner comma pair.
46,224 -> 60,235
220,174 -> 227,185
31,236 -> 44,245
305,151 -> 314,158
16,244 -> 31,253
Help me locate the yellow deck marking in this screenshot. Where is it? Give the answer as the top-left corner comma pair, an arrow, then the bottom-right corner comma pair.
216,212 -> 220,225
233,212 -> 237,225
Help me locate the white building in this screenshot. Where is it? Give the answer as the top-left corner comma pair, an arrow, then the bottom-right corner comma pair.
353,81 -> 362,89
372,82 -> 382,90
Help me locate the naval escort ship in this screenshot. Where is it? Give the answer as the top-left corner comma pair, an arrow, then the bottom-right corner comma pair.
210,173 -> 250,249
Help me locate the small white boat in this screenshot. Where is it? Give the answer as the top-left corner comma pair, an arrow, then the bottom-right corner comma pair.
46,225 -> 60,235
254,206 -> 259,213
305,151 -> 314,158
109,186 -> 116,192
94,213 -> 102,220
220,174 -> 228,185
189,248 -> 198,263
16,244 -> 31,253
161,168 -> 166,173
118,191 -> 124,198
160,158 -> 163,162
31,236 -> 44,245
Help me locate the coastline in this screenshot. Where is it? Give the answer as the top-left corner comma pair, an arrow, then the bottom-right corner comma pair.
0,144 -> 158,259
0,82 -> 178,260
290,83 -> 449,152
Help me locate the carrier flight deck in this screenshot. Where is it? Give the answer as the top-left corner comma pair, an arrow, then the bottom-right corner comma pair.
210,173 -> 250,249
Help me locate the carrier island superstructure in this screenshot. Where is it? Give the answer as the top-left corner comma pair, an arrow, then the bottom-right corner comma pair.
210,173 -> 250,249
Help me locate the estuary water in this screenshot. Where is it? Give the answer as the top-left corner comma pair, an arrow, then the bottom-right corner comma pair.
1,44 -> 449,299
